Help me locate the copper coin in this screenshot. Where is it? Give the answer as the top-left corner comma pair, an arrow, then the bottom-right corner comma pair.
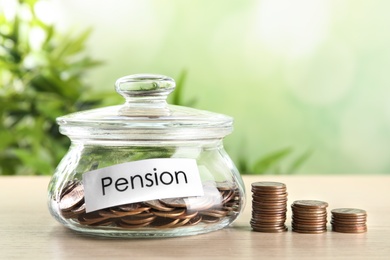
153,218 -> 181,228
98,209 -> 121,218
292,200 -> 328,209
60,180 -> 78,199
292,228 -> 326,234
172,218 -> 191,227
251,221 -> 287,227
331,219 -> 367,225
252,200 -> 288,205
121,215 -> 157,225
59,183 -> 84,211
116,203 -> 140,211
185,196 -> 215,211
292,213 -> 327,219
216,181 -> 236,191
87,219 -> 114,227
292,211 -> 327,217
61,210 -> 79,219
292,205 -> 327,212
160,198 -> 187,208
71,203 -> 86,215
332,226 -> 367,233
253,208 -> 287,214
251,182 -> 286,189
174,210 -> 198,220
186,215 -> 202,226
252,195 -> 288,201
201,215 -> 221,223
109,207 -> 147,217
332,216 -> 367,222
252,214 -> 287,220
252,226 -> 288,233
331,215 -> 367,221
293,221 -> 327,227
331,223 -> 366,229
250,222 -> 287,229
78,213 -> 111,225
292,221 -> 327,227
292,219 -> 326,224
252,204 -> 287,211
152,209 -> 186,218
331,208 -> 366,217
200,209 -> 228,218
221,190 -> 235,203
117,220 -> 152,229
145,200 -> 175,212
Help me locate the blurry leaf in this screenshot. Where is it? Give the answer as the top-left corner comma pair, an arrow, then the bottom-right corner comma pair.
286,149 -> 312,174
169,70 -> 197,107
0,0 -> 102,175
12,148 -> 52,175
252,147 -> 292,174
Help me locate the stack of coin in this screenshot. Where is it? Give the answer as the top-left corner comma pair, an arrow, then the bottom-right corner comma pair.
250,182 -> 288,233
331,208 -> 367,233
58,180 -> 241,229
291,200 -> 328,234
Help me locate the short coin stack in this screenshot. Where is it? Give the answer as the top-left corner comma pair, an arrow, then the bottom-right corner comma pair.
250,182 -> 288,233
331,208 -> 367,233
291,200 -> 328,234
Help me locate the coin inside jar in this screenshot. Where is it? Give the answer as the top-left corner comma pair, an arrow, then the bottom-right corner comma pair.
57,180 -> 242,230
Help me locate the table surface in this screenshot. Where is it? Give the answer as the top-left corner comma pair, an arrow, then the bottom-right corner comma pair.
1,175 -> 389,259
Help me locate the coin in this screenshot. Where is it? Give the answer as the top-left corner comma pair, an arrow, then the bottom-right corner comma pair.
250,181 -> 288,233
200,209 -> 228,218
292,228 -> 326,234
331,208 -> 366,217
291,199 -> 328,234
58,180 -> 241,229
216,181 -> 236,191
175,210 -> 198,220
152,209 -> 186,218
292,200 -> 328,209
153,218 -> 181,228
60,180 -> 78,199
252,226 -> 288,233
332,226 -> 367,233
251,182 -> 286,189
186,215 -> 202,226
121,215 -> 157,225
331,219 -> 367,225
331,208 -> 367,233
159,198 -> 187,208
117,220 -> 152,229
59,183 -> 84,211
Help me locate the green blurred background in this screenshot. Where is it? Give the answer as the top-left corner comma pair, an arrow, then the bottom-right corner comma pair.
2,0 -> 390,175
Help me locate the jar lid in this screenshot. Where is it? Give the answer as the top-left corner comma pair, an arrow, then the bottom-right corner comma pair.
57,74 -> 233,141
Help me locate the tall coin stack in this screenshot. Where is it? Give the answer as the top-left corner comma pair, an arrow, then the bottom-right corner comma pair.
291,200 -> 328,234
250,182 -> 288,233
331,208 -> 367,233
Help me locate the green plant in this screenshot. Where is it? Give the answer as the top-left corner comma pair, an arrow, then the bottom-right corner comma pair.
0,0 -> 102,175
168,72 -> 311,174
237,147 -> 312,174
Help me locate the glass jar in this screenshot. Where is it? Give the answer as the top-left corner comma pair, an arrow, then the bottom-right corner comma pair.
47,74 -> 245,238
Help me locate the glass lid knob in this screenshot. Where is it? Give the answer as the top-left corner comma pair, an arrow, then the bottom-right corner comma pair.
115,74 -> 175,101
115,74 -> 175,117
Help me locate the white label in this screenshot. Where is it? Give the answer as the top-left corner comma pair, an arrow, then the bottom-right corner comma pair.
82,158 -> 204,213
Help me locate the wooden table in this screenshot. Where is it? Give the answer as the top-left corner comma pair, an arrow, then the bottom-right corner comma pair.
1,175 -> 389,259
